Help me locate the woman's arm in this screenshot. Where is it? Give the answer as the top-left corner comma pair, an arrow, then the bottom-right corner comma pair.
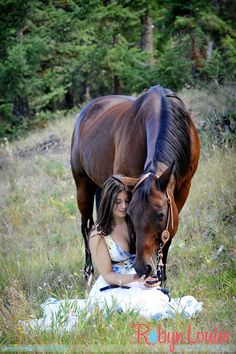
89,231 -> 138,285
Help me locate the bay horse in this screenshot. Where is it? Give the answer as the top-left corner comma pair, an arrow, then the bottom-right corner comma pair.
71,84 -> 200,281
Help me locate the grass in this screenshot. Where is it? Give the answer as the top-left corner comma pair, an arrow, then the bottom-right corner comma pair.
0,89 -> 235,352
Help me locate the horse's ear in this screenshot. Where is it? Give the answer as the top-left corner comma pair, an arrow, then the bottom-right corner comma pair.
112,175 -> 139,192
157,162 -> 175,192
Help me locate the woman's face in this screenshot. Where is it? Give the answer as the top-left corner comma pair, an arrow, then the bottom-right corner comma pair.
112,191 -> 130,220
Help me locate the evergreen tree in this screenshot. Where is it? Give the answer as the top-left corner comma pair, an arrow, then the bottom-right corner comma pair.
0,0 -> 235,137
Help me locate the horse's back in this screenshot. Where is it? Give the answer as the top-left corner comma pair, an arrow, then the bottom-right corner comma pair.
71,95 -> 136,184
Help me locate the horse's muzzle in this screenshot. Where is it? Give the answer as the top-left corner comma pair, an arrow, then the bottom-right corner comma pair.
134,263 -> 155,278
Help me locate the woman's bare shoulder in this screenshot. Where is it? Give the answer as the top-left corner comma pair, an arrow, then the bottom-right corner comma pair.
89,228 -> 109,259
89,227 -> 105,246
90,226 -> 104,238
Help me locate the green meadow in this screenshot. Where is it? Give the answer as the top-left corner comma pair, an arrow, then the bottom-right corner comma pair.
0,86 -> 235,353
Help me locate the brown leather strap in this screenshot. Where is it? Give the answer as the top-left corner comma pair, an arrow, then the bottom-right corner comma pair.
166,190 -> 174,230
160,191 -> 173,244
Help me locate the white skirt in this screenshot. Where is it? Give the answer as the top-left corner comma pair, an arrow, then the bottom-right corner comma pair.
23,274 -> 203,332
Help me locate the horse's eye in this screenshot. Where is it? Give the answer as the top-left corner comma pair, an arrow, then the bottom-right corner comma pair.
157,212 -> 164,221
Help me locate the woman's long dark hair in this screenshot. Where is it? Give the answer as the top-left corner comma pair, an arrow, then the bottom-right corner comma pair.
92,176 -> 136,253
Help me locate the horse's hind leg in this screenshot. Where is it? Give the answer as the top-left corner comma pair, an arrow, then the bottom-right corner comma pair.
75,176 -> 97,280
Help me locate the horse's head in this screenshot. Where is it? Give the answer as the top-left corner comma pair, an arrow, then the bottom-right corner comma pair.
114,164 -> 179,277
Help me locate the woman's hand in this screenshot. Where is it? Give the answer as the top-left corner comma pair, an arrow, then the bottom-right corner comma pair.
133,274 -> 161,286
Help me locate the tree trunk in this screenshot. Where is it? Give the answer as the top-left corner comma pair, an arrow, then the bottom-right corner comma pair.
207,40 -> 214,60
83,81 -> 91,101
12,95 -> 30,121
140,9 -> 153,54
63,88 -> 74,109
191,35 -> 204,68
114,75 -> 121,95
113,34 -> 121,94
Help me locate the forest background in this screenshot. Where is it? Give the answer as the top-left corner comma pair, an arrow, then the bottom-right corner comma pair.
0,0 -> 236,138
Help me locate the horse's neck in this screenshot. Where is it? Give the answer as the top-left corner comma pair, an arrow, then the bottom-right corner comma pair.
139,94 -> 162,172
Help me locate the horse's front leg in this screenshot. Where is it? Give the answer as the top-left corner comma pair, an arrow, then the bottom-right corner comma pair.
81,216 -> 95,280
76,177 -> 97,281
82,187 -> 101,280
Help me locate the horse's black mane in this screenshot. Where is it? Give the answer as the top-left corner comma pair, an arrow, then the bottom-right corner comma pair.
138,84 -> 191,202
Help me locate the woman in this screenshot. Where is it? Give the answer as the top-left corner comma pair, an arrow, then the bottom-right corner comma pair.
86,177 -> 202,320
26,177 -> 202,331
90,177 -> 141,284
89,176 -> 159,290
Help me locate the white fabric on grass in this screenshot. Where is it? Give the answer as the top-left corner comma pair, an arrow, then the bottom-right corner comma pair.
23,236 -> 203,331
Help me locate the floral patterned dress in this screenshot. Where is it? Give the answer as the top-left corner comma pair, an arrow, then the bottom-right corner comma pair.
103,234 -> 135,274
